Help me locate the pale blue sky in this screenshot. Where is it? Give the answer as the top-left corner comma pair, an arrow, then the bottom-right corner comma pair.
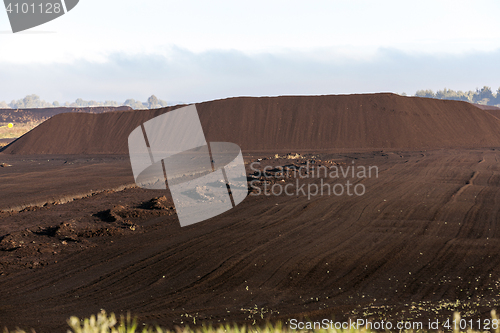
1,0 -> 499,103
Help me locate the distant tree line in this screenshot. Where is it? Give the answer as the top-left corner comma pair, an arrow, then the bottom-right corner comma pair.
0,94 -> 169,110
415,86 -> 500,106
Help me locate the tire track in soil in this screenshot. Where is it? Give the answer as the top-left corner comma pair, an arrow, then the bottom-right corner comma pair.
3,150 -> 500,331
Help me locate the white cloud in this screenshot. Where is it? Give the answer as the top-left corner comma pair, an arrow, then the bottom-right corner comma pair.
0,0 -> 498,102
0,47 -> 499,103
0,0 -> 499,64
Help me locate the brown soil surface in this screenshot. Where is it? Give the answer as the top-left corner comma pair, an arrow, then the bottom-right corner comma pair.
1,150 -> 500,331
2,95 -> 500,331
473,104 -> 500,111
0,155 -> 134,212
0,106 -> 132,124
474,104 -> 500,119
4,94 -> 500,155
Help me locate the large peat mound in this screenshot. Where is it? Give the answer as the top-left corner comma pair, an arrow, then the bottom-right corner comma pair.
3,93 -> 500,154
474,103 -> 500,120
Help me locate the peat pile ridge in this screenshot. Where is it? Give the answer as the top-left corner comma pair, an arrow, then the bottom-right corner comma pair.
475,104 -> 500,120
3,93 -> 500,155
0,106 -> 132,124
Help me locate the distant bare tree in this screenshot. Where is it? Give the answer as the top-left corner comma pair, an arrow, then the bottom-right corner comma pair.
415,90 -> 436,98
124,98 -> 148,110
416,87 -> 499,105
148,95 -> 158,109
473,86 -> 494,104
75,98 -> 86,107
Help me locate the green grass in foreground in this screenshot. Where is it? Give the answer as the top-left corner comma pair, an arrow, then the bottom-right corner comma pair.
4,310 -> 500,333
